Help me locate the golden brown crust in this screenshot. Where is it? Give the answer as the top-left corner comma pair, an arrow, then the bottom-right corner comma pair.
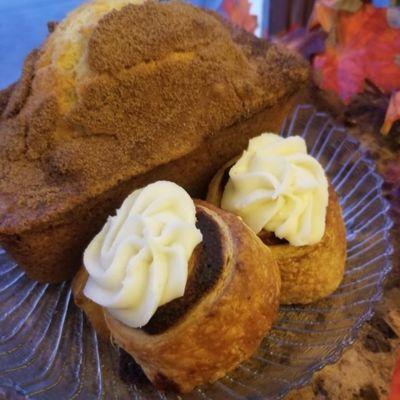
270,186 -> 346,304
72,200 -> 280,393
106,200 -> 280,393
207,157 -> 240,206
207,159 -> 347,304
71,267 -> 109,342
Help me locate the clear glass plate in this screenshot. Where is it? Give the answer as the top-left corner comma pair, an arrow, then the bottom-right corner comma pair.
0,105 -> 393,400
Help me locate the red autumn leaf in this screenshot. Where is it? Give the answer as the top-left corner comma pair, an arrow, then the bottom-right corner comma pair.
365,29 -> 400,93
312,4 -> 400,103
338,6 -> 378,44
382,90 -> 400,135
221,0 -> 258,33
314,46 -> 368,102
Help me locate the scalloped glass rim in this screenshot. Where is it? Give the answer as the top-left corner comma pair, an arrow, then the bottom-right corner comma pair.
0,104 -> 393,400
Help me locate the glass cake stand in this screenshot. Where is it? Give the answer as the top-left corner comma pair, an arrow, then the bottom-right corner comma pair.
0,105 -> 393,399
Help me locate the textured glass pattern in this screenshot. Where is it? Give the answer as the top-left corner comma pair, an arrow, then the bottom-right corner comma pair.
0,105 -> 393,399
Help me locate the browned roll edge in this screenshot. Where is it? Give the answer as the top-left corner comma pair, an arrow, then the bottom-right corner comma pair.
206,158 -> 347,305
72,267 -> 110,342
72,200 -> 281,393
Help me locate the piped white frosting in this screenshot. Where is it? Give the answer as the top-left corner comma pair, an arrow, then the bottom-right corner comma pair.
83,181 -> 202,328
221,134 -> 328,246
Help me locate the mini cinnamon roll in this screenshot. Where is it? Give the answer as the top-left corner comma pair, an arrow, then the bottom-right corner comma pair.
207,133 -> 346,305
73,181 -> 280,393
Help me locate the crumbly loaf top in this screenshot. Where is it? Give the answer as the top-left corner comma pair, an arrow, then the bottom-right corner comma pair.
0,0 -> 308,232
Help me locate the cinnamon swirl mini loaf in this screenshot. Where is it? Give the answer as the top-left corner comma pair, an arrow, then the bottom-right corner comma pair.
72,181 -> 280,392
0,0 -> 308,282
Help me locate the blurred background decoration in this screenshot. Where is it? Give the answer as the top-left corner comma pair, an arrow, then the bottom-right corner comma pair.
2,0 -> 399,136
269,0 -> 400,138
0,0 -> 396,88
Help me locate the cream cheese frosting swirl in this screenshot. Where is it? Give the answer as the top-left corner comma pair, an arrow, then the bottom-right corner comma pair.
83,181 -> 203,328
221,134 -> 328,246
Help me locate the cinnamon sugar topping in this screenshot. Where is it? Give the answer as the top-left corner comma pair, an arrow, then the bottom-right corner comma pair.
0,1 -> 308,233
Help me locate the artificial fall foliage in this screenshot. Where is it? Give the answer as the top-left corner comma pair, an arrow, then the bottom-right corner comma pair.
310,1 -> 400,134
221,0 -> 258,33
312,3 -> 400,101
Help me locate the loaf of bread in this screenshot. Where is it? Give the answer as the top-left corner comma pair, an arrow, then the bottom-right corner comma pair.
0,0 -> 308,282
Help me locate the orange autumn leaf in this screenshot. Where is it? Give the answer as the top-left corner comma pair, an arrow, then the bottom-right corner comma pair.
382,90 -> 400,135
309,1 -> 363,31
222,0 -> 258,33
313,4 -> 400,103
309,3 -> 337,31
